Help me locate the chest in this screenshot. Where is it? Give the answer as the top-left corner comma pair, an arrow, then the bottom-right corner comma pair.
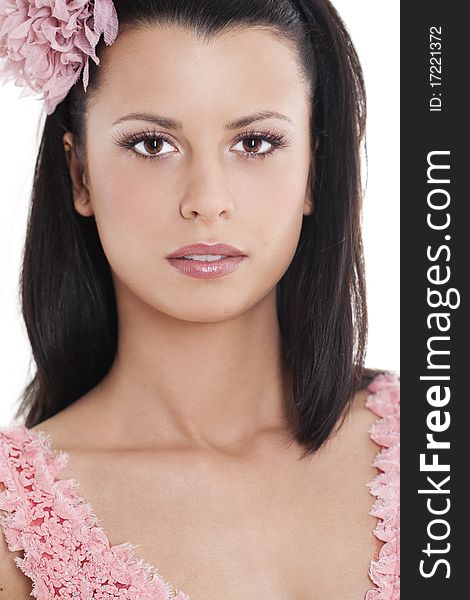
52,439 -> 381,600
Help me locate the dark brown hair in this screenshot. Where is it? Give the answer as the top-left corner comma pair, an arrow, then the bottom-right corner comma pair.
15,0 -> 372,457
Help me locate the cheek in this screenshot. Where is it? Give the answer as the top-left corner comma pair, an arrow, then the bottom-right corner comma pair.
87,159 -> 173,267
249,162 -> 308,269
261,202 -> 304,284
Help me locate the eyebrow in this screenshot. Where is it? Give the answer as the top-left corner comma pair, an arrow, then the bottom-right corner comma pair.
111,110 -> 293,130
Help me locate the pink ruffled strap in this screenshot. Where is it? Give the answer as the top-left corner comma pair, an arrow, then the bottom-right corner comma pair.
364,372 -> 400,600
0,424 -> 189,600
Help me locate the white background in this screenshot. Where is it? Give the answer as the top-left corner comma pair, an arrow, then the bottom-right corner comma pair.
0,1 -> 399,426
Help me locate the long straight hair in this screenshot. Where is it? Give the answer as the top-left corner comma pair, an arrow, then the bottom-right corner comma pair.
15,0 -> 370,457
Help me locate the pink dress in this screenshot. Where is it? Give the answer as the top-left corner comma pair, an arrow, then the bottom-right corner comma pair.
0,372 -> 400,599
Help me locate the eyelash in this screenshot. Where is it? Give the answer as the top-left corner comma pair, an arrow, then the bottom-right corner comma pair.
113,127 -> 290,162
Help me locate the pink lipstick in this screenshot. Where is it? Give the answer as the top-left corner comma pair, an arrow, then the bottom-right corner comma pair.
165,243 -> 247,280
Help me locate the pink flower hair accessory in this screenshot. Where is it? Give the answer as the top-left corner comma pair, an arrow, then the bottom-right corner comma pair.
0,0 -> 119,115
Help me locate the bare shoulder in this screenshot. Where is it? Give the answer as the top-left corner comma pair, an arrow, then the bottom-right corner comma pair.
28,387 -> 104,452
349,384 -> 376,424
337,381 -> 376,432
325,376 -> 383,467
0,481 -> 33,599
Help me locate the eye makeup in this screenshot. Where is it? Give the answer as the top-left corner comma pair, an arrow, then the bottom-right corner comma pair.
112,126 -> 292,162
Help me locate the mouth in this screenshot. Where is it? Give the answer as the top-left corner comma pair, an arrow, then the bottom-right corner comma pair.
165,242 -> 246,259
165,243 -> 247,279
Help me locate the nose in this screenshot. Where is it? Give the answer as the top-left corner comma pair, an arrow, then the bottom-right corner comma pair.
179,155 -> 235,222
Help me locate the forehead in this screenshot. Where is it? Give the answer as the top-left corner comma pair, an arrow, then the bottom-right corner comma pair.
89,24 -> 311,122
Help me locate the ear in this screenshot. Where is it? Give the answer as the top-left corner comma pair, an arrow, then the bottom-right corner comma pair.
303,136 -> 320,217
303,166 -> 314,216
63,132 -> 94,217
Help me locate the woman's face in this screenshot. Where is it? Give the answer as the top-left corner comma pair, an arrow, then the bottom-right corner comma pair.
67,24 -> 313,322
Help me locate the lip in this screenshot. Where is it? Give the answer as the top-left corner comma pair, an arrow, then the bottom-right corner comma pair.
166,243 -> 246,259
166,255 -> 246,279
165,243 -> 247,280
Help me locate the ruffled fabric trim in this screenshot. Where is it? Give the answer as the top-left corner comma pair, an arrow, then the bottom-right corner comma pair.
0,425 -> 189,600
364,372 -> 400,600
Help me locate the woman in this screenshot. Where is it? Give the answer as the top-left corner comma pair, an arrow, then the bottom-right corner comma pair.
0,1 -> 399,598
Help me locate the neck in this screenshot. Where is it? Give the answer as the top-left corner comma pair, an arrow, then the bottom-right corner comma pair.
85,285 -> 293,453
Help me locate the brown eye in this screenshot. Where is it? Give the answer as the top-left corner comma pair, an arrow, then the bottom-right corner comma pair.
242,137 -> 263,153
133,136 -> 176,158
232,135 -> 275,158
142,138 -> 164,155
